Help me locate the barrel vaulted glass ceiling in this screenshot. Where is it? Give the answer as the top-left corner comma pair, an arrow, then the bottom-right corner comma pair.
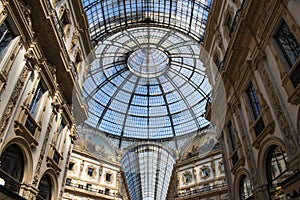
121,145 -> 175,200
82,0 -> 212,44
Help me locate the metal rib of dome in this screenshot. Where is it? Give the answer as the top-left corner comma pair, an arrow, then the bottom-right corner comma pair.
82,0 -> 212,45
82,27 -> 211,140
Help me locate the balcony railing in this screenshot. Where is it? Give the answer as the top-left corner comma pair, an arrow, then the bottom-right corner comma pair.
65,182 -> 122,198
175,182 -> 228,198
0,169 -> 22,194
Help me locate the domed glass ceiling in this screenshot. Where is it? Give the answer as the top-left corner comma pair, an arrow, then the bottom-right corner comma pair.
82,26 -> 211,140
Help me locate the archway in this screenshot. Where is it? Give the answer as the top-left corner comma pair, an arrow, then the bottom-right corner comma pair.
0,144 -> 25,193
36,174 -> 52,200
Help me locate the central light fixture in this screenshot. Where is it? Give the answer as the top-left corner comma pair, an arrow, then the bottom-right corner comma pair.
127,48 -> 169,78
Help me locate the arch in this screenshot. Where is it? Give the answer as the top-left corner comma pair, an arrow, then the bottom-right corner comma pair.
0,137 -> 34,183
257,136 -> 287,186
123,141 -> 177,158
179,129 -> 218,161
36,169 -> 59,200
0,144 -> 24,193
233,168 -> 253,200
257,137 -> 288,199
77,126 -> 118,159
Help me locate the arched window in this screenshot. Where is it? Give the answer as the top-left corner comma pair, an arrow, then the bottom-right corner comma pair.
239,175 -> 252,200
0,144 -> 24,192
36,174 -> 52,200
266,145 -> 288,196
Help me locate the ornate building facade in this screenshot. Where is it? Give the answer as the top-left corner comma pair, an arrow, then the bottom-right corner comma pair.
203,0 -> 300,199
1,0 -> 300,199
0,0 -> 92,199
63,145 -> 130,200
167,135 -> 229,200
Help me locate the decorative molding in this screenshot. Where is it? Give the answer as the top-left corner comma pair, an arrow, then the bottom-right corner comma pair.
182,171 -> 193,185
199,165 -> 211,180
19,0 -> 35,35
0,37 -> 23,91
59,144 -> 72,199
0,66 -> 29,142
258,62 -> 299,162
234,103 -> 258,188
69,29 -> 79,52
32,113 -> 54,187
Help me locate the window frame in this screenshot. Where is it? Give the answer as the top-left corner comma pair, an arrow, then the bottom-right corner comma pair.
270,18 -> 300,104
274,20 -> 300,68
182,171 -> 193,184
105,172 -> 112,182
87,167 -> 94,177
28,82 -> 46,117
239,175 -> 253,200
68,162 -> 75,171
246,82 -> 261,120
227,120 -> 236,151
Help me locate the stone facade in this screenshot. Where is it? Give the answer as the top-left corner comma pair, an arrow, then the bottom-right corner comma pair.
167,134 -> 229,200
63,146 -> 130,200
203,0 -> 300,199
0,0 -> 91,199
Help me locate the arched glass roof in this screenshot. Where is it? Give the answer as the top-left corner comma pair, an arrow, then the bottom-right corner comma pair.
121,145 -> 175,200
82,27 -> 211,140
82,0 -> 212,45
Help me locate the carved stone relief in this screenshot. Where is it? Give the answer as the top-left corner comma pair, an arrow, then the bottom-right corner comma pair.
0,66 -> 29,142
32,113 -> 54,187
258,60 -> 299,161
19,0 -> 34,35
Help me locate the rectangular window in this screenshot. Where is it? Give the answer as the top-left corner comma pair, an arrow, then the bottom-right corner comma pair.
66,178 -> 71,186
87,168 -> 94,176
105,188 -> 110,195
246,82 -> 261,119
68,162 -> 74,170
29,83 -> 45,116
275,20 -> 300,67
105,173 -> 111,182
227,121 -> 236,150
0,21 -> 15,57
56,120 -> 66,147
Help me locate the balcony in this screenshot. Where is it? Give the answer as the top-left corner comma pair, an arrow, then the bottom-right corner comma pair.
175,182 -> 228,199
64,182 -> 122,200
46,145 -> 62,173
0,169 -> 22,194
14,106 -> 41,147
282,57 -> 300,105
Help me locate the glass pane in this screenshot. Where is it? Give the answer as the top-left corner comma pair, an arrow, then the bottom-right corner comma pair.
0,21 -> 13,57
275,21 -> 300,67
246,83 -> 261,119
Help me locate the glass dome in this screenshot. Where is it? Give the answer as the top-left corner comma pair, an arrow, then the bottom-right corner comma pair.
127,48 -> 170,78
82,27 -> 211,140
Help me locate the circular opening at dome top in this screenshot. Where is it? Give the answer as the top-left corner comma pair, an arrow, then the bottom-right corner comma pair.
127,48 -> 169,78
